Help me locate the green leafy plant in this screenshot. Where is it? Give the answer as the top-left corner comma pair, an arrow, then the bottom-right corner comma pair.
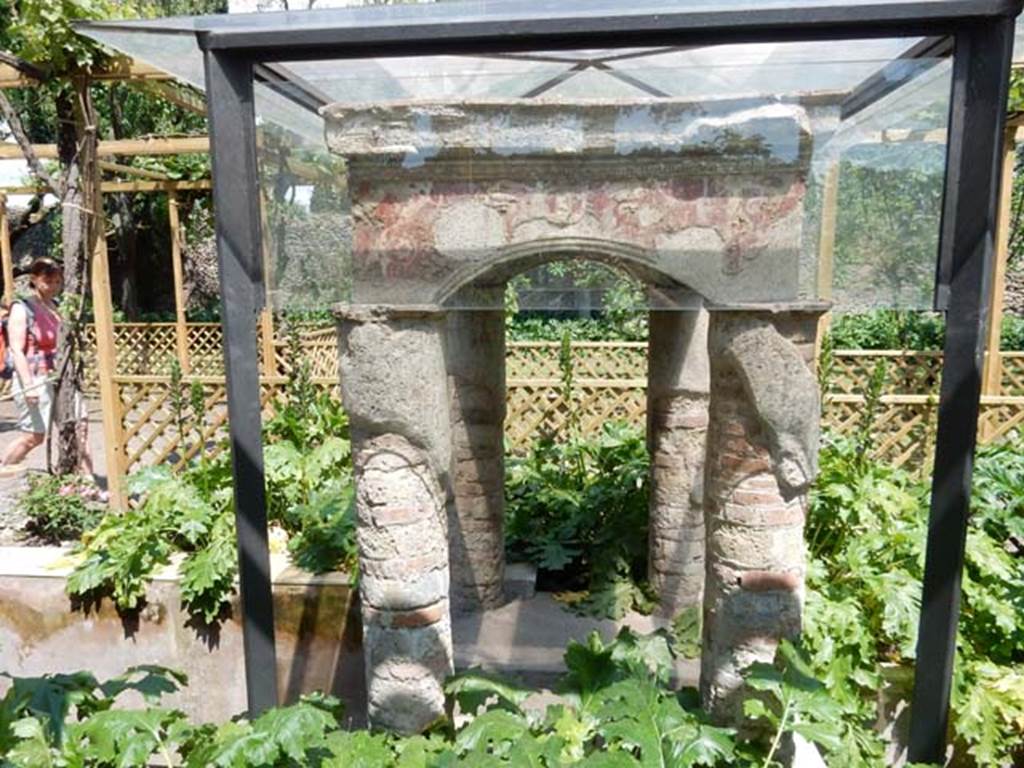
559,330 -> 581,440
742,641 -> 844,766
19,473 -> 106,544
0,629 -> 885,767
66,385 -> 357,626
852,359 -> 888,468
505,422 -> 652,619
0,665 -> 188,765
507,315 -> 649,343
264,320 -> 348,449
825,310 -> 1024,353
803,436 -> 1024,766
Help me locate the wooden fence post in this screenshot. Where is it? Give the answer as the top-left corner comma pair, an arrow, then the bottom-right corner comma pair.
0,194 -> 14,305
980,126 -> 1017,439
815,162 -> 840,363
0,193 -> 14,305
260,309 -> 276,378
256,189 -> 277,378
168,193 -> 191,374
92,207 -> 127,508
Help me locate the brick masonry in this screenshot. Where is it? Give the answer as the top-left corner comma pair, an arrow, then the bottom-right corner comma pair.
446,306 -> 507,612
646,309 -> 710,615
335,306 -> 454,733
700,309 -> 823,720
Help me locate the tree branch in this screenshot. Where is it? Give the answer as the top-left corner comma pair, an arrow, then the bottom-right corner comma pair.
0,88 -> 65,197
0,50 -> 49,82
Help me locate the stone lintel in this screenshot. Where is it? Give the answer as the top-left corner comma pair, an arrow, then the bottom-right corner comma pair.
324,98 -> 813,173
705,301 -> 831,315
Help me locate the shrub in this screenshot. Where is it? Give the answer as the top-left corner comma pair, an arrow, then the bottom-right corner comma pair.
505,422 -> 652,619
66,396 -> 356,626
828,310 -> 945,350
19,474 -> 106,544
803,436 -> 1024,766
828,310 -> 1024,351
65,317 -> 358,627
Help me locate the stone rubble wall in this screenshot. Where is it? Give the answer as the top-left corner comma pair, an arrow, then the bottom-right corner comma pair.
0,548 -> 364,725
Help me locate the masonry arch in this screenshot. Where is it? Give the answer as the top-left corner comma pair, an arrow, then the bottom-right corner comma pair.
437,236 -> 695,310
442,237 -> 709,614
329,98 -> 824,732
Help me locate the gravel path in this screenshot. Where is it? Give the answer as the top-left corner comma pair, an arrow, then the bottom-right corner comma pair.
0,473 -> 31,545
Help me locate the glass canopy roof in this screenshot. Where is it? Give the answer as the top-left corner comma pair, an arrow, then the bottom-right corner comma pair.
79,3 -> 959,314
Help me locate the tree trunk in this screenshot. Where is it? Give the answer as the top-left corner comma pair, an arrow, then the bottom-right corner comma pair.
50,80 -> 94,475
107,86 -> 139,319
110,194 -> 139,318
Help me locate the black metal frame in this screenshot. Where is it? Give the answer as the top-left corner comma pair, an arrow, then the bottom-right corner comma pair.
195,1 -> 1019,759
204,49 -> 279,715
909,17 -> 1015,761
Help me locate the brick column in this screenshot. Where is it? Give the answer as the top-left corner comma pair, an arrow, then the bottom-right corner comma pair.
646,308 -> 710,616
700,308 -> 823,720
446,307 -> 506,612
335,305 -> 454,734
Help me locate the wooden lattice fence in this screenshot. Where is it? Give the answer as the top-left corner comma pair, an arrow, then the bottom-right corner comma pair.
3,322 -> 1021,473
1002,353 -> 1024,396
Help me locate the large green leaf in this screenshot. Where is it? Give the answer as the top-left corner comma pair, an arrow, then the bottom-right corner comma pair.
445,669 -> 531,719
323,730 -> 395,768
455,709 -> 531,756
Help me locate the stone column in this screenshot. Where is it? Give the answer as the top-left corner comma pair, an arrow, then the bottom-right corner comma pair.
335,305 -> 454,734
646,308 -> 710,616
446,306 -> 506,612
699,308 -> 823,720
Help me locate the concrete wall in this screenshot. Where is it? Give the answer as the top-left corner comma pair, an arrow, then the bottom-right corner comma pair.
0,547 -> 365,725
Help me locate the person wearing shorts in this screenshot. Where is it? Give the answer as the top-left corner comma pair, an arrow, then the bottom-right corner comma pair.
1,258 -> 64,474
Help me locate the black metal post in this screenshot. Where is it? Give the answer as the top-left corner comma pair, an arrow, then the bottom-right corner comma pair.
908,18 -> 1015,764
203,48 -> 279,716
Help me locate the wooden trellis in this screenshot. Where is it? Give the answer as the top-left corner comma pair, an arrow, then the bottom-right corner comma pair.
505,340 -> 648,380
98,328 -> 1024,475
14,320 -> 1024,466
826,350 -> 944,395
0,172 -> 214,508
1001,353 -> 1024,396
115,375 -> 340,472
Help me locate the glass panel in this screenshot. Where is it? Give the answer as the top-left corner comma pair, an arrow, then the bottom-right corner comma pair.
817,59 -> 952,309
80,27 -> 206,89
253,40 -> 950,314
1015,14 -> 1024,64
282,40 -> 924,105
79,0 -> 986,39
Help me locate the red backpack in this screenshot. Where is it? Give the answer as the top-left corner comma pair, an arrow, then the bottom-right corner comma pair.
0,299 -> 35,381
